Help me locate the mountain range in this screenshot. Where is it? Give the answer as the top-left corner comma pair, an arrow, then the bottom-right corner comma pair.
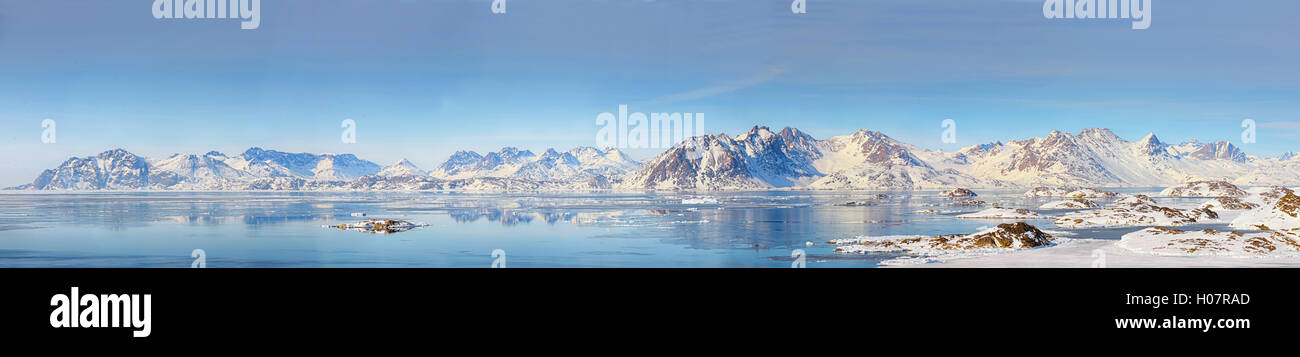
10,127 -> 1300,191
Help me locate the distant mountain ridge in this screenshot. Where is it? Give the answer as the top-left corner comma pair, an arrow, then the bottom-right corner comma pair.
10,127 -> 1300,191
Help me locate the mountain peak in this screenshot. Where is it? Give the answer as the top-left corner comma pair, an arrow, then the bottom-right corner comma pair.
1184,140 -> 1246,162
379,158 -> 426,177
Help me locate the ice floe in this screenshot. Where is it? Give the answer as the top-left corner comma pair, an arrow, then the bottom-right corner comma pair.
681,197 -> 720,205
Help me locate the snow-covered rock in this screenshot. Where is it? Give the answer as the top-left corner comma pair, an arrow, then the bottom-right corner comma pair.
956,207 -> 1044,219
1056,204 -> 1218,228
831,222 -> 1055,253
1023,186 -> 1082,197
328,219 -> 427,234
1112,194 -> 1158,207
1063,188 -> 1118,198
1159,181 -> 1246,197
1229,192 -> 1300,230
1039,198 -> 1098,209
938,188 -> 977,198
948,199 -> 987,207
1198,197 -> 1259,211
1118,227 -> 1300,257
1245,186 -> 1296,206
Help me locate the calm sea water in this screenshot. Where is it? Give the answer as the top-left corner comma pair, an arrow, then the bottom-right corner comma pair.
0,189 -> 1215,267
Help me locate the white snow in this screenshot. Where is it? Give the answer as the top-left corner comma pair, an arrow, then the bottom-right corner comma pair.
681,197 -> 720,205
378,159 -> 428,177
1158,181 -> 1247,197
955,207 -> 1044,219
1055,204 -> 1217,228
1038,198 -> 1097,210
1117,227 -> 1300,258
831,223 -> 1062,264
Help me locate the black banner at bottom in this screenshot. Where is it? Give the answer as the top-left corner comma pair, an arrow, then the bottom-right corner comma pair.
0,268 -> 1288,348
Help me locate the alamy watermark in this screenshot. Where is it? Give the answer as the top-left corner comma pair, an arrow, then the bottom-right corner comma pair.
1091,249 -> 1107,268
152,0 -> 261,30
791,0 -> 807,14
50,287 -> 152,338
1043,0 -> 1151,30
941,119 -> 957,144
596,105 -> 705,149
341,119 -> 357,144
491,249 -> 507,268
41,119 -> 56,144
1241,119 -> 1256,144
191,249 -> 207,268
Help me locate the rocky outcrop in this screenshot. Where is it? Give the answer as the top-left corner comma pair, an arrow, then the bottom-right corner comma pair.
831,222 -> 1054,253
1039,198 -> 1098,209
1159,181 -> 1247,197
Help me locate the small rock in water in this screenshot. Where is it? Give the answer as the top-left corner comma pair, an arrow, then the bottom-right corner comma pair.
331,218 -> 426,234
837,201 -> 872,206
938,188 -> 978,198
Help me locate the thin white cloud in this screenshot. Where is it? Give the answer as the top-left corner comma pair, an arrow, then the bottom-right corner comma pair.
640,67 -> 786,105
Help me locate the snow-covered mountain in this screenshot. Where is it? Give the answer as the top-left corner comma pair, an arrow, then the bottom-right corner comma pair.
11,127 -> 1300,191
17,148 -> 381,190
225,147 -> 381,181
23,149 -> 152,190
620,126 -> 997,190
619,127 -> 825,190
429,146 -> 642,182
377,159 -> 427,177
957,128 -> 1295,187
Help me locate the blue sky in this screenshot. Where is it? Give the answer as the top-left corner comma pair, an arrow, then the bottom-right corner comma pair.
2,0 -> 1299,186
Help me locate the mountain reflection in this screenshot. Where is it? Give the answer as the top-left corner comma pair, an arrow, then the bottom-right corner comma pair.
446,208 -> 628,226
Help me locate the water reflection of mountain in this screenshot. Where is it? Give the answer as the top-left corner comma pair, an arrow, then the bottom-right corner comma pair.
448,209 -> 574,225
650,205 -> 917,251
446,208 -> 629,226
